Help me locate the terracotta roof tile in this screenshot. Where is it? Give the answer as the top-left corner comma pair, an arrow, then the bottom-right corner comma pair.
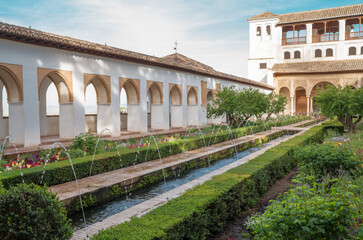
272,59 -> 363,74
0,21 -> 273,90
278,4 -> 363,25
249,4 -> 363,25
248,11 -> 278,21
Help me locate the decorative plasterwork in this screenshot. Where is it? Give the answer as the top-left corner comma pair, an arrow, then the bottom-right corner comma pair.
276,79 -> 291,93
147,80 -> 163,104
38,68 -> 73,103
307,78 -> 340,96
169,83 -> 182,104
187,86 -> 198,105
119,77 -> 140,104
342,77 -> 359,88
0,62 -> 23,102
84,73 -> 111,104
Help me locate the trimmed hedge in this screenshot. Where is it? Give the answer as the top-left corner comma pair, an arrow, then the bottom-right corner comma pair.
0,116 -> 310,189
91,123 -> 326,240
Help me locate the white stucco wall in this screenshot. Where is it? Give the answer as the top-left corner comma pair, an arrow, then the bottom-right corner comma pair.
170,105 -> 183,127
187,105 -> 199,126
0,38 -> 269,146
150,104 -> 164,129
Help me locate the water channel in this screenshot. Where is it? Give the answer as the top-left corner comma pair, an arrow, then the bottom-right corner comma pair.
70,134 -> 291,230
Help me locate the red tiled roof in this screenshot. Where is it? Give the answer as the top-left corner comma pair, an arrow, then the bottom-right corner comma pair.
272,59 -> 363,74
0,21 -> 273,90
248,4 -> 363,25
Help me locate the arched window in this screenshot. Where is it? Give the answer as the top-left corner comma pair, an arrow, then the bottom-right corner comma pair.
349,47 -> 357,55
266,25 -> 271,35
315,49 -> 322,58
256,26 -> 261,36
294,51 -> 301,59
361,46 -> 363,55
284,51 -> 291,59
326,48 -> 333,57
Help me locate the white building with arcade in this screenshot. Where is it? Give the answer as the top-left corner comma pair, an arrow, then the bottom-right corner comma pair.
0,22 -> 272,147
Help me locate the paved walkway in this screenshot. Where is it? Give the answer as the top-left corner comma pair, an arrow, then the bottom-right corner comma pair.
71,120 -> 319,239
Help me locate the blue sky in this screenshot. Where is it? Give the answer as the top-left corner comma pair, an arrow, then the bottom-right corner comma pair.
1,0 -> 361,77
1,0 -> 362,111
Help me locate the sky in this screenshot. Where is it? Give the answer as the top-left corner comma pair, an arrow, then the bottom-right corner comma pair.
1,0 -> 362,112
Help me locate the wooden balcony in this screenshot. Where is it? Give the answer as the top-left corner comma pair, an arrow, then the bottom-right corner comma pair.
346,31 -> 363,40
281,36 -> 306,45
312,33 -> 339,43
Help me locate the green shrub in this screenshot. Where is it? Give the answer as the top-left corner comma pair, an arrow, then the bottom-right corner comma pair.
295,142 -> 362,181
0,183 -> 72,240
247,180 -> 361,240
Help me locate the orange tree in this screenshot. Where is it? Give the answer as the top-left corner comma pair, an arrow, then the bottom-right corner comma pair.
314,86 -> 363,133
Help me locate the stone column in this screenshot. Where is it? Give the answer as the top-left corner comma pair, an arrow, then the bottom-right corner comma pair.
59,103 -> 74,138
339,19 -> 346,41
290,96 -> 294,116
306,23 -> 313,44
182,84 -> 188,127
0,82 -> 6,138
306,96 -> 310,115
8,102 -> 25,145
139,79 -> 148,132
22,65 -> 40,146
72,70 -> 86,136
110,75 -> 121,136
96,104 -> 112,134
162,82 -> 170,130
197,84 -> 205,126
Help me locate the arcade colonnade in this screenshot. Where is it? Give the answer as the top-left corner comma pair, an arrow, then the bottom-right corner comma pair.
275,74 -> 362,115
0,62 -> 225,146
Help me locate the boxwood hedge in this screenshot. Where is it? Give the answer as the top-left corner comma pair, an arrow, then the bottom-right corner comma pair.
90,123 -> 328,240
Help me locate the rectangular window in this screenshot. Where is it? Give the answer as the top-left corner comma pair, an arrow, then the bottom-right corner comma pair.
259,63 -> 267,69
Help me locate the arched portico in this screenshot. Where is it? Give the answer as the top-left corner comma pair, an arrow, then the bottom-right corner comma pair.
84,74 -> 111,134
0,64 -> 24,143
119,78 -> 141,132
38,69 -> 73,139
274,75 -> 353,115
169,84 -> 183,127
147,81 -> 163,130
187,86 -> 198,126
278,87 -> 291,115
310,82 -> 335,112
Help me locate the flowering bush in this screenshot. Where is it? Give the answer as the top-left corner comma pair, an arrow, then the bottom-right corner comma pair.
2,152 -> 66,172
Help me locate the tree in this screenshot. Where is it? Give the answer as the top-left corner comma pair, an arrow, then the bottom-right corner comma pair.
207,86 -> 240,126
239,87 -> 268,123
314,86 -> 363,133
207,86 -> 270,127
265,92 -> 287,121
